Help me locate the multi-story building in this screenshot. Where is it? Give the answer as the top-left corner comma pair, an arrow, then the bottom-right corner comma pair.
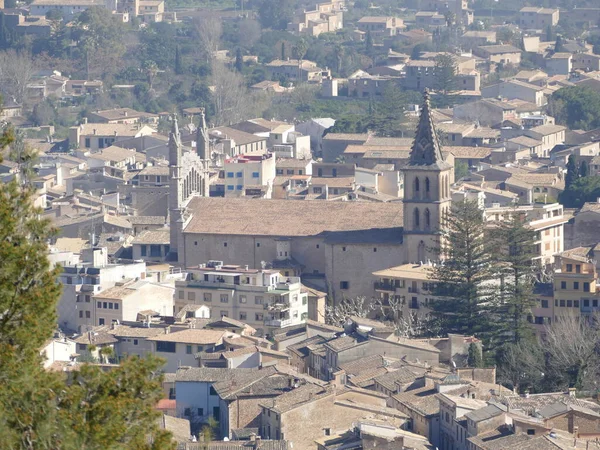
55,246 -> 147,332
483,202 -> 566,265
223,153 -> 276,199
174,261 -> 309,338
519,7 -> 560,29
356,16 -> 404,40
288,1 -> 343,36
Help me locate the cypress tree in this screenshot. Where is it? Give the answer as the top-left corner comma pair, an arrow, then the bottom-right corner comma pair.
235,47 -> 243,73
565,154 -> 579,189
580,160 -> 589,177
175,45 -> 183,75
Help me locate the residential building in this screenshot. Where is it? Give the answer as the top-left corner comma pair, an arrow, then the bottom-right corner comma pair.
131,230 -> 171,262
269,125 -> 311,159
210,126 -> 268,157
91,279 -> 174,326
29,0 -> 105,19
223,153 -> 276,199
347,70 -> 401,97
483,202 -> 566,266
453,99 -> 517,128
288,1 -> 343,37
524,124 -> 567,156
461,31 -> 496,48
438,394 -> 488,450
55,246 -> 147,332
415,11 -> 446,27
356,16 -> 404,40
68,122 -> 156,150
473,45 -> 522,65
573,52 -> 600,72
296,118 -> 336,157
519,7 -> 560,29
481,80 -> 546,106
87,107 -> 159,124
147,328 -> 228,372
259,384 -> 407,450
174,262 -> 309,338
546,53 -> 573,77
265,59 -> 331,84
40,335 -> 77,369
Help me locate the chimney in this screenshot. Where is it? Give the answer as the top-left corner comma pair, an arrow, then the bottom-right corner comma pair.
93,129 -> 97,135
165,326 -> 170,334
82,117 -> 88,124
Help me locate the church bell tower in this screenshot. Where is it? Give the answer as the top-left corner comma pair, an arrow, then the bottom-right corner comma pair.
403,90 -> 453,263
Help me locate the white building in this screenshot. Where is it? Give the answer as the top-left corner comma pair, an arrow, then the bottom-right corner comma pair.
223,153 -> 276,199
55,246 -> 147,332
174,261 -> 309,338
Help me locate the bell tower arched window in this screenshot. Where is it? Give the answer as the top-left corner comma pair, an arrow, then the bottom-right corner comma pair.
414,177 -> 420,199
425,177 -> 430,199
425,208 -> 431,230
414,208 -> 420,230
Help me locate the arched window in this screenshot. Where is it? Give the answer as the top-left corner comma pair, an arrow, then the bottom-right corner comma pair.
418,240 -> 426,263
414,177 -> 420,198
425,177 -> 431,199
425,208 -> 431,230
414,208 -> 420,230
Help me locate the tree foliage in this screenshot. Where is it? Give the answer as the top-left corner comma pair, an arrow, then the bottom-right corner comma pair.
493,212 -> 538,345
549,86 -> 600,131
428,200 -> 498,340
565,154 -> 579,189
0,119 -> 174,449
559,175 -> 600,208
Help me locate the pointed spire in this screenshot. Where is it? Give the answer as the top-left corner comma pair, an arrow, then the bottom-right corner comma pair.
169,114 -> 181,167
196,107 -> 209,160
409,89 -> 447,167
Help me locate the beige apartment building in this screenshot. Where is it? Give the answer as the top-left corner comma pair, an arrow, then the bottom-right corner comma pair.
531,246 -> 600,337
174,262 -> 309,338
519,7 -> 560,29
91,279 -> 174,326
483,202 -> 566,265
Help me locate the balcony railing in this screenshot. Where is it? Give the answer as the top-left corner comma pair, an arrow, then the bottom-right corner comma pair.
374,281 -> 395,292
264,318 -> 293,327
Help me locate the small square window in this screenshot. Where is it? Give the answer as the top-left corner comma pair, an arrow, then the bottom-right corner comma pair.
236,172 -> 243,178
114,303 -> 119,310
186,345 -> 192,354
373,248 -> 377,252
239,295 -> 247,303
257,243 -> 260,247
342,247 -> 346,252
133,339 -> 138,345
252,172 -> 259,178
97,301 -> 102,308
340,281 -> 349,290
224,242 -> 228,247
226,172 -> 234,178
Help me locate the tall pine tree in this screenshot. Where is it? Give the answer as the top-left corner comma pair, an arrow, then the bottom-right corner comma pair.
0,120 -> 174,449
428,200 -> 498,340
493,211 -> 538,345
174,45 -> 183,75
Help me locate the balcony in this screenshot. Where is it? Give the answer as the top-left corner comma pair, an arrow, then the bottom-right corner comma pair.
267,302 -> 290,312
264,318 -> 293,327
374,281 -> 395,292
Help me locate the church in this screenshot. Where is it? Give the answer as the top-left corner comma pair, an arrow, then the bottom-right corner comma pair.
168,91 -> 452,302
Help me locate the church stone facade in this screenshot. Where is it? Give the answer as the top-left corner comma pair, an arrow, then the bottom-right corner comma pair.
170,92 -> 453,302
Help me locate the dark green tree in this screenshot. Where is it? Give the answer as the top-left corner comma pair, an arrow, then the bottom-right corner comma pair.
235,47 -> 243,72
549,86 -> 600,131
434,53 -> 458,106
257,0 -> 294,30
0,109 -> 173,449
467,343 -> 484,368
428,200 -> 498,340
365,30 -> 373,56
493,212 -> 538,345
580,160 -> 589,177
565,154 -> 579,189
555,34 -> 565,53
559,176 -> 600,208
174,45 -> 183,75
